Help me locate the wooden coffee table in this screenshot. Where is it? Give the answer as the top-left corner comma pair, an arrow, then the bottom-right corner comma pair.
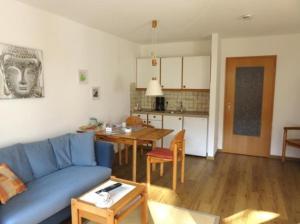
71,177 -> 148,224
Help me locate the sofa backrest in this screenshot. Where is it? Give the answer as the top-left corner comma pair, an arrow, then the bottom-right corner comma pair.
0,133 -> 97,182
49,134 -> 72,169
23,140 -> 59,179
0,144 -> 34,183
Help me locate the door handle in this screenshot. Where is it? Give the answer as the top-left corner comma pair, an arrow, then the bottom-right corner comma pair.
227,103 -> 232,111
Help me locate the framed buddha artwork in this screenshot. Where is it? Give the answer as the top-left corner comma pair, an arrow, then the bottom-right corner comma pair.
0,43 -> 44,99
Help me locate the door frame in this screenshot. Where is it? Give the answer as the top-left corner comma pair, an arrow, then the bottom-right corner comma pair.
222,55 -> 277,157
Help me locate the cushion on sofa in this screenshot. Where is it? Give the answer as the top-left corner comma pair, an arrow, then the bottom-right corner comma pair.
24,140 -> 58,179
0,166 -> 111,224
49,134 -> 72,169
0,163 -> 27,204
70,132 -> 96,166
0,144 -> 33,183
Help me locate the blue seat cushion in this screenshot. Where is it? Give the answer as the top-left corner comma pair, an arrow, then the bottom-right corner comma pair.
70,132 -> 96,166
23,140 -> 58,179
0,144 -> 33,183
0,166 -> 111,224
49,134 -> 72,169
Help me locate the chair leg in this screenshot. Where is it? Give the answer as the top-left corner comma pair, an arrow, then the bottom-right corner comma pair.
282,129 -> 287,162
140,146 -> 144,156
160,163 -> 164,176
147,157 -> 151,186
125,145 -> 129,164
152,163 -> 156,171
172,160 -> 177,191
181,157 -> 185,183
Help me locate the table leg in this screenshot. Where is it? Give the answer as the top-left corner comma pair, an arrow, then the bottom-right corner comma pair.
152,141 -> 156,171
141,185 -> 148,224
133,140 -> 137,182
71,199 -> 79,224
125,145 -> 129,164
282,129 -> 287,162
107,210 -> 115,224
118,143 -> 122,166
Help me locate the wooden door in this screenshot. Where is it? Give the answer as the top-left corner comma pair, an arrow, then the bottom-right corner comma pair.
161,57 -> 182,89
223,56 -> 276,157
182,56 -> 211,90
136,58 -> 160,89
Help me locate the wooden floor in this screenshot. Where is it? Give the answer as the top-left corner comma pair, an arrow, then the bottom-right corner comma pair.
112,150 -> 300,224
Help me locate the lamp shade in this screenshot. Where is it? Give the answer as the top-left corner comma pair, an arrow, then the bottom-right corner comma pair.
145,78 -> 163,96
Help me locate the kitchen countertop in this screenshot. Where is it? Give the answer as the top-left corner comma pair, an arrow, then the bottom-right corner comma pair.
131,109 -> 209,118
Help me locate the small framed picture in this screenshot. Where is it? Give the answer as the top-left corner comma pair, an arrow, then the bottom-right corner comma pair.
92,87 -> 100,100
78,69 -> 88,84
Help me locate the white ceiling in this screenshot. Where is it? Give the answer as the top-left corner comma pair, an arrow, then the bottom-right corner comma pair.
17,0 -> 300,44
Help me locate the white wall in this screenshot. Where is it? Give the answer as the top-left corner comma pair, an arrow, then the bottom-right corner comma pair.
207,33 -> 221,157
0,0 -> 139,147
140,40 -> 211,57
218,34 -> 300,158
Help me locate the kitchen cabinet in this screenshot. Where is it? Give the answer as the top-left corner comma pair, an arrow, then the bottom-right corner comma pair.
132,113 -> 147,125
161,57 -> 182,89
148,114 -> 163,147
163,115 -> 183,148
183,56 -> 211,89
184,117 -> 207,156
136,58 -> 160,89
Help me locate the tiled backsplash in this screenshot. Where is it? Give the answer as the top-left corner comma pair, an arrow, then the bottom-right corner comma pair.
130,83 -> 209,112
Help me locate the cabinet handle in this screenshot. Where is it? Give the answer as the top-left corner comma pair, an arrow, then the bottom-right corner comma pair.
179,118 -> 182,120
161,85 -> 164,88
183,85 -> 186,88
148,121 -> 151,124
137,115 -> 140,117
153,116 -> 156,118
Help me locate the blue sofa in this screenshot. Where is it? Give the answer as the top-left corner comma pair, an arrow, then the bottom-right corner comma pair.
0,133 -> 114,224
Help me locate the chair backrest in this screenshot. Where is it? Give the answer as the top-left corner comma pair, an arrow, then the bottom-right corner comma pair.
170,130 -> 185,153
126,116 -> 144,126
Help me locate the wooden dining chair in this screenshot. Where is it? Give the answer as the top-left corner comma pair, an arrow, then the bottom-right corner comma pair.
146,130 -> 185,191
282,126 -> 300,162
120,116 -> 154,165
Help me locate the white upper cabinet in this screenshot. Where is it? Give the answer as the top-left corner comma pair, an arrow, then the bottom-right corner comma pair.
183,56 -> 211,89
161,57 -> 182,89
136,58 -> 160,89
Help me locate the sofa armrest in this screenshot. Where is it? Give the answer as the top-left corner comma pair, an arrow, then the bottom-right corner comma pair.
94,141 -> 114,168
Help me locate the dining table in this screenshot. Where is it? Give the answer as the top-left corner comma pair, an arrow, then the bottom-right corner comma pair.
79,126 -> 173,182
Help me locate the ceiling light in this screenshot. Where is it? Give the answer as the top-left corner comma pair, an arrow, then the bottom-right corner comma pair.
151,19 -> 158,66
146,77 -> 163,96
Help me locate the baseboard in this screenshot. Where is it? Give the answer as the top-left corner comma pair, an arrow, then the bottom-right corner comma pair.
269,154 -> 300,161
206,149 -> 221,160
217,150 -> 300,161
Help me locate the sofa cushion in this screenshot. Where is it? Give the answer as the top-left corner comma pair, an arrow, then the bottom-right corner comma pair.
24,140 -> 58,179
0,144 -> 33,183
49,134 -> 72,169
0,166 -> 111,224
0,163 -> 27,204
70,133 -> 96,166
